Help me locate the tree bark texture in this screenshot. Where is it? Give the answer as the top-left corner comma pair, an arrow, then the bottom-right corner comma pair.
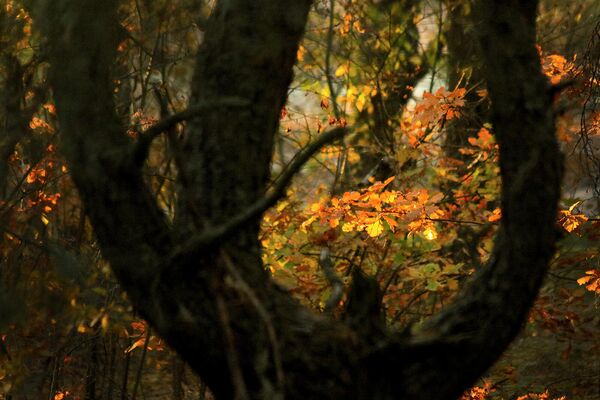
33,0 -> 562,399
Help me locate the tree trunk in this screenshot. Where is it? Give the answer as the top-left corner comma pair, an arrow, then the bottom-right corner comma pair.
33,0 -> 562,399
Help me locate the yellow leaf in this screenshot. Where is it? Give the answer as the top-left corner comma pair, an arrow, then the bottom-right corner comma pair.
101,314 -> 110,332
423,226 -> 437,240
568,201 -> 582,212
301,215 -> 317,230
334,64 -> 348,77
366,219 -> 384,237
342,222 -> 355,232
356,93 -> 367,112
310,202 -> 322,212
276,201 -> 288,212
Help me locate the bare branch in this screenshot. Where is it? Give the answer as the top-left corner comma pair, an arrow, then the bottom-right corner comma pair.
167,127 -> 348,262
133,97 -> 251,165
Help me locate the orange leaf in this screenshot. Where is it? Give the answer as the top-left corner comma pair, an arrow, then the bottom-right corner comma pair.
577,276 -> 593,285
488,208 -> 502,222
125,338 -> 146,353
382,215 -> 398,232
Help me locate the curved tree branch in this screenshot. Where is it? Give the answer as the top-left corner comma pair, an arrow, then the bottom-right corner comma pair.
363,1 -> 564,398
167,126 -> 347,262
133,96 -> 251,166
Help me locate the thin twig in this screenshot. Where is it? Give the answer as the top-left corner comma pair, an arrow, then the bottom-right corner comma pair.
426,217 -> 487,226
133,97 -> 251,164
391,290 -> 428,324
131,325 -> 151,400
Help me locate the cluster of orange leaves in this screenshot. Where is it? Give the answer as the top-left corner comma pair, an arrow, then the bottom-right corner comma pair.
539,49 -> 575,85
558,205 -> 588,233
459,127 -> 496,162
339,12 -> 365,36
461,381 -> 494,400
127,110 -> 159,138
53,391 -> 71,400
404,86 -> 466,147
577,269 -> 600,295
29,116 -> 54,133
28,191 -> 61,214
588,111 -> 600,137
462,385 -> 566,400
516,391 -> 566,400
124,321 -> 165,353
25,167 -> 48,184
24,147 -> 63,214
303,176 -> 444,239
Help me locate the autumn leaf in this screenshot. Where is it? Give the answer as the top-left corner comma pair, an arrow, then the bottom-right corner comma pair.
342,221 -> 355,232
342,191 -> 361,202
382,214 -> 398,232
366,219 -> 384,237
340,13 -> 352,35
576,275 -> 594,285
488,208 -> 502,222
296,45 -> 306,61
125,337 -> 146,353
29,116 -> 54,133
54,392 -> 69,400
380,191 -> 397,204
447,279 -> 459,290
334,64 -> 348,77
577,270 -> 600,294
43,103 -> 56,115
422,226 -> 437,240
558,209 -> 587,232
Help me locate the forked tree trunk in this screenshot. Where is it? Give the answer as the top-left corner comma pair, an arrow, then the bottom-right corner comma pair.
34,0 -> 562,398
